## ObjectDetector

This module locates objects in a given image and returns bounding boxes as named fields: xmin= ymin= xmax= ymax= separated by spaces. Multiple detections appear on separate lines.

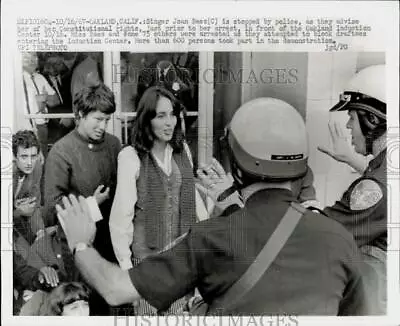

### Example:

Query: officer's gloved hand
xmin=196 ymin=158 xmax=243 ymax=216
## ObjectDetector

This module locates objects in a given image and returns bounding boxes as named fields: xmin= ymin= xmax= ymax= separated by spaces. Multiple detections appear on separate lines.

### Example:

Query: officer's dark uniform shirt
xmin=323 ymin=149 xmax=387 ymax=251
xmin=129 ymin=188 xmax=368 ymax=315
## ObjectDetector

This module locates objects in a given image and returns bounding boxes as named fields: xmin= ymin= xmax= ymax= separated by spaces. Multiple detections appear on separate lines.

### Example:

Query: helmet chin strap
xmin=355 ymin=108 xmax=386 ymax=156
xmin=365 ymin=133 xmax=374 ymax=155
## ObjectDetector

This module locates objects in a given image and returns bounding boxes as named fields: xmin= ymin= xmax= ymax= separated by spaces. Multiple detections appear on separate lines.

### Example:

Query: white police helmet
xmin=330 ymin=65 xmax=386 ymax=154
xmin=330 ymin=64 xmax=386 ymax=120
xmin=228 ymin=98 xmax=308 ymax=181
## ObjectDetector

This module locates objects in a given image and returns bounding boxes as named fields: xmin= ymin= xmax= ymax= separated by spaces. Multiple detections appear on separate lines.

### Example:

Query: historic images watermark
xmin=112 ymin=63 xmax=299 ymax=86
xmin=113 ymin=314 xmax=299 ymax=326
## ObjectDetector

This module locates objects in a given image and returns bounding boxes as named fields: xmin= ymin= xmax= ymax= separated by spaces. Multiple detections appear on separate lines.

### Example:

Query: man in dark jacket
xmin=13 ymin=130 xmax=44 ymax=244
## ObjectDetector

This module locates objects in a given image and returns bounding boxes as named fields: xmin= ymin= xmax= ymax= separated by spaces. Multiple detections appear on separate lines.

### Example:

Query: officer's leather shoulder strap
xmin=210 ymin=202 xmax=305 ymax=314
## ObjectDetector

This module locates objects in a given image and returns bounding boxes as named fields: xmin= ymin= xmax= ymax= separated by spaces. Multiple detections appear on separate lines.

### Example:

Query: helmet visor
xmin=330 ymin=93 xmax=353 ymax=112
xmin=330 ymin=92 xmax=386 ymax=120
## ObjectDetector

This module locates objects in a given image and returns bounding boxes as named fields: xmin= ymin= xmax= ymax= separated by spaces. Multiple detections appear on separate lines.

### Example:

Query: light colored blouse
xmin=109 ymin=143 xmax=209 ymax=270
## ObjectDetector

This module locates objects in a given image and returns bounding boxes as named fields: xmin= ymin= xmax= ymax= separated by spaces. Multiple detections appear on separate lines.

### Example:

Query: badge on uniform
xmin=350 ymin=179 xmax=383 ymax=210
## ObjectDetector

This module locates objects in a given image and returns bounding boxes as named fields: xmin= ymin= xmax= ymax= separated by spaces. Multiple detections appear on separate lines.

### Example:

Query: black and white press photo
xmin=1 ymin=1 xmax=399 ymax=325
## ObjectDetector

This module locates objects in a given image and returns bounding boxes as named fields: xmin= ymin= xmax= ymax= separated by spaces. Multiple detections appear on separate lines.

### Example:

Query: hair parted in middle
xmin=130 ymin=86 xmax=185 ymax=154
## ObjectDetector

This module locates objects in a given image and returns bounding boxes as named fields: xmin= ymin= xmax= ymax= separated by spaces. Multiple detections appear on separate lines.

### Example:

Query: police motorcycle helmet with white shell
xmin=226 ymin=97 xmax=309 ymax=187
xmin=330 ymin=64 xmax=386 ymax=155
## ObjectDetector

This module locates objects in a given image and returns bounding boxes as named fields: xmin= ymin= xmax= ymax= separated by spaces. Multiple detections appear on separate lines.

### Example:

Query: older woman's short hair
xmin=130 ymin=86 xmax=185 ymax=153
xmin=73 ymin=83 xmax=116 ymax=119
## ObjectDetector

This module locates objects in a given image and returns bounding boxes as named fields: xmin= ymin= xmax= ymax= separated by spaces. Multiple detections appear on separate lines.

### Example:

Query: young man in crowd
xmin=13 ymin=130 xmax=45 ymax=244
xmin=12 ymin=130 xmax=60 ymax=314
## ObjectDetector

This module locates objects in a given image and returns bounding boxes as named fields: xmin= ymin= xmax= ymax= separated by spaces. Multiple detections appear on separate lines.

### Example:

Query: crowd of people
xmin=12 ymin=56 xmax=387 ymax=317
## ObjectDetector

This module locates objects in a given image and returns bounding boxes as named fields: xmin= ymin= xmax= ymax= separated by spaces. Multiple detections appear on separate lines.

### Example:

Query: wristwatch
xmin=73 ymin=242 xmax=90 ymax=256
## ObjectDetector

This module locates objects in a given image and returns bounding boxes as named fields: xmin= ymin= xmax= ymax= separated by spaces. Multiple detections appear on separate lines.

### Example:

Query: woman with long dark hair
xmin=109 ymin=86 xmax=202 ymax=315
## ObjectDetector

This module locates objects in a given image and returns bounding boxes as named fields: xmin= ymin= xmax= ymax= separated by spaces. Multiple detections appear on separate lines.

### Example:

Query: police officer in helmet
xmin=319 ymin=65 xmax=387 ymax=314
xmin=56 ymin=97 xmax=369 ymax=315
